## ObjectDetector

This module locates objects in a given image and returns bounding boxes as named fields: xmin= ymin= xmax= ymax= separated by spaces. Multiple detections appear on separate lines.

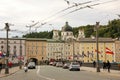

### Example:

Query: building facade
xmin=115 ymin=40 xmax=120 ymax=62
xmin=78 ymin=38 xmax=115 ymax=63
xmin=25 ymin=38 xmax=47 ymax=64
xmin=46 ymin=39 xmax=77 ymax=61
xmin=0 ymin=38 xmax=26 ymax=63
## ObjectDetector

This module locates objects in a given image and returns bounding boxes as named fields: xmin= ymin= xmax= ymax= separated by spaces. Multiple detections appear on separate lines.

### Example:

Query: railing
xmin=82 ymin=63 xmax=120 ymax=70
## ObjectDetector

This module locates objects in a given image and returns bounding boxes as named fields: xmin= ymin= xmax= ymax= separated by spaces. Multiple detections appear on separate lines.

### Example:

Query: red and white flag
xmin=106 ymin=47 xmax=114 ymax=55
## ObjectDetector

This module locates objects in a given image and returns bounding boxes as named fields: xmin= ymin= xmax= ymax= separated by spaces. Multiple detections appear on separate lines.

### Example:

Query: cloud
xmin=0 ymin=0 xmax=120 ymax=37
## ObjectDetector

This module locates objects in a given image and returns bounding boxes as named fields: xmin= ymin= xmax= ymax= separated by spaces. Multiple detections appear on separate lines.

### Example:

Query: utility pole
xmin=73 ymin=40 xmax=75 ymax=61
xmin=5 ymin=23 xmax=10 ymax=74
xmin=19 ymin=39 xmax=22 ymax=69
xmin=96 ymin=22 xmax=100 ymax=72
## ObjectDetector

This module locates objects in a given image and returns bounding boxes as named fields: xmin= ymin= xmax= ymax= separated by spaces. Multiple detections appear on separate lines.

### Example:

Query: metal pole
xmin=19 ymin=39 xmax=22 ymax=69
xmin=96 ymin=22 xmax=100 ymax=72
xmin=73 ymin=40 xmax=75 ymax=61
xmin=5 ymin=23 xmax=9 ymax=74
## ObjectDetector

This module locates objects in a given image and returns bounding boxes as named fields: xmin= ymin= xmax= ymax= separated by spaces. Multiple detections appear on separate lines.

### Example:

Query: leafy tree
xmin=22 ymin=19 xmax=120 ymax=39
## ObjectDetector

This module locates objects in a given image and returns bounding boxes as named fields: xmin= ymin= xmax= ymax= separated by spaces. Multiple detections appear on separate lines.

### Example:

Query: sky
xmin=0 ymin=0 xmax=120 ymax=38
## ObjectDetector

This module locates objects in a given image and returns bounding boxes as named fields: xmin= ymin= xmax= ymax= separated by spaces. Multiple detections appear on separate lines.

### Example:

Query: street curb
xmin=0 ymin=69 xmax=21 ymax=78
xmin=82 ymin=69 xmax=120 ymax=77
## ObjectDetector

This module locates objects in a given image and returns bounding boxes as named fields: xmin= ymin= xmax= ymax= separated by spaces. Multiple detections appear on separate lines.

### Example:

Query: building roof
xmin=78 ymin=38 xmax=114 ymax=42
xmin=0 ymin=38 xmax=26 ymax=40
xmin=26 ymin=38 xmax=47 ymax=41
xmin=62 ymin=22 xmax=72 ymax=31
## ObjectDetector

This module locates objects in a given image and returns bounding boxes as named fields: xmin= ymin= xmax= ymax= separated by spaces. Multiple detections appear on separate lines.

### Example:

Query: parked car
xmin=49 ymin=62 xmax=54 ymax=65
xmin=52 ymin=62 xmax=57 ymax=66
xmin=28 ymin=62 xmax=36 ymax=69
xmin=69 ymin=62 xmax=80 ymax=71
xmin=63 ymin=62 xmax=70 ymax=69
xmin=56 ymin=62 xmax=63 ymax=67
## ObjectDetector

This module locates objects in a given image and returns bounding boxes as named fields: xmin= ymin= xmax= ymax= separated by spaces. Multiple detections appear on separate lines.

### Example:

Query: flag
xmin=106 ymin=47 xmax=114 ymax=55
xmin=0 ymin=51 xmax=5 ymax=57
xmin=82 ymin=52 xmax=87 ymax=57
xmin=95 ymin=49 xmax=101 ymax=54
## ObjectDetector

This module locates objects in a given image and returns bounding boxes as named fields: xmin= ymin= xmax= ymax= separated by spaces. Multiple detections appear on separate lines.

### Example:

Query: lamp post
xmin=19 ymin=39 xmax=22 ymax=69
xmin=96 ymin=22 xmax=100 ymax=72
xmin=73 ymin=40 xmax=75 ymax=61
xmin=5 ymin=23 xmax=10 ymax=74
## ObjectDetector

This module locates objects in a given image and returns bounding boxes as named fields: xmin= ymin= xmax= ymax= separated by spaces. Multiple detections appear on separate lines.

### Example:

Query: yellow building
xmin=78 ymin=38 xmax=115 ymax=63
xmin=26 ymin=38 xmax=47 ymax=64
xmin=115 ymin=40 xmax=120 ymax=62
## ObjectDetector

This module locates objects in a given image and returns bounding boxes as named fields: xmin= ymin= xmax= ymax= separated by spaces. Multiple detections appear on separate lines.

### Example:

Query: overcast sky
xmin=0 ymin=0 xmax=120 ymax=38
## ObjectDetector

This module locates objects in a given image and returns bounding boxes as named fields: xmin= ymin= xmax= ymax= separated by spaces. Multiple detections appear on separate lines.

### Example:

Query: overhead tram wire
xmin=33 ymin=0 xmax=100 ymax=31
xmin=0 ymin=27 xmax=28 ymax=35
xmin=40 ymin=0 xmax=100 ymax=23
xmin=67 ymin=0 xmax=119 ymax=14
xmin=38 ymin=0 xmax=117 ymax=25
xmin=51 ymin=0 xmax=119 ymax=19
xmin=34 ymin=0 xmax=118 ymax=32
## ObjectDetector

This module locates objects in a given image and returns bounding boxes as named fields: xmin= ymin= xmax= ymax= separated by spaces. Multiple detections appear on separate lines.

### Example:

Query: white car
xmin=69 ymin=62 xmax=80 ymax=71
xmin=56 ymin=62 xmax=63 ymax=67
xmin=28 ymin=62 xmax=36 ymax=69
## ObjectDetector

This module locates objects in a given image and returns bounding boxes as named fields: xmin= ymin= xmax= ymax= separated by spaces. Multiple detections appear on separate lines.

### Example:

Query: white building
xmin=0 ymin=38 xmax=26 ymax=63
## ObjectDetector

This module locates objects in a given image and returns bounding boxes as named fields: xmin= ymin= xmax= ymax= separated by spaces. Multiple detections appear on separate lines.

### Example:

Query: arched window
xmin=14 ymin=41 xmax=16 ymax=43
xmin=14 ymin=46 xmax=16 ymax=49
xmin=1 ymin=41 xmax=4 ymax=43
xmin=1 ymin=46 xmax=4 ymax=49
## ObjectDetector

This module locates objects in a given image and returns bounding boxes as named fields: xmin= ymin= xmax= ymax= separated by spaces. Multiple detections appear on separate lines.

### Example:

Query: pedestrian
xmin=93 ymin=61 xmax=96 ymax=68
xmin=8 ymin=61 xmax=13 ymax=68
xmin=79 ymin=61 xmax=82 ymax=66
xmin=103 ymin=61 xmax=106 ymax=70
xmin=0 ymin=62 xmax=2 ymax=73
xmin=106 ymin=60 xmax=111 ymax=72
xmin=24 ymin=62 xmax=28 ymax=72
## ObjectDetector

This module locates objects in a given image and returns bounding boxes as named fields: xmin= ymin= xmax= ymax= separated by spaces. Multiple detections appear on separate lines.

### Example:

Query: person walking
xmin=106 ymin=60 xmax=111 ymax=72
xmin=24 ymin=62 xmax=28 ymax=72
xmin=93 ymin=61 xmax=96 ymax=68
xmin=103 ymin=61 xmax=106 ymax=70
xmin=0 ymin=62 xmax=2 ymax=73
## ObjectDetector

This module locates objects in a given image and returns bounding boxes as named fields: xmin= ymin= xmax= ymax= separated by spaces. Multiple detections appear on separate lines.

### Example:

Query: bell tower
xmin=52 ymin=30 xmax=60 ymax=40
xmin=78 ymin=29 xmax=85 ymax=39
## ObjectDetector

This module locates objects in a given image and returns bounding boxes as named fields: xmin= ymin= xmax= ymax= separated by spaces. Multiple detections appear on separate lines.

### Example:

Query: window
xmin=67 ymin=32 xmax=68 ymax=36
xmin=1 ymin=41 xmax=4 ymax=43
xmin=14 ymin=46 xmax=16 ymax=49
xmin=14 ymin=41 xmax=16 ymax=43
xmin=1 ymin=46 xmax=4 ymax=49
xmin=20 ymin=45 xmax=22 ymax=48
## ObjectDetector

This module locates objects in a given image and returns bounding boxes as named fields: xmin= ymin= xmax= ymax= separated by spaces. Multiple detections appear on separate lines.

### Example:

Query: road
xmin=0 ymin=65 xmax=120 ymax=80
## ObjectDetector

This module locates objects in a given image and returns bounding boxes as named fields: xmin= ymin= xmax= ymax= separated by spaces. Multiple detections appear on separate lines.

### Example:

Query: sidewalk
xmin=81 ymin=66 xmax=120 ymax=77
xmin=0 ymin=67 xmax=20 ymax=78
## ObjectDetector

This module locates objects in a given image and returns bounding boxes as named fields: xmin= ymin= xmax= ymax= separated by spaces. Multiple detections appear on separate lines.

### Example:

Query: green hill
xmin=23 ymin=19 xmax=120 ymax=39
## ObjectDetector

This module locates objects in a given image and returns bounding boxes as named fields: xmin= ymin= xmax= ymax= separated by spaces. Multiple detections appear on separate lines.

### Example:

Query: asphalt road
xmin=0 ymin=65 xmax=120 ymax=80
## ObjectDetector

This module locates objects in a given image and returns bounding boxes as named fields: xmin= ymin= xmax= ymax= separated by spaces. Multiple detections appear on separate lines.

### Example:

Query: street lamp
xmin=5 ymin=23 xmax=10 ymax=74
xmin=19 ymin=39 xmax=22 ymax=69
xmin=96 ymin=22 xmax=100 ymax=72
xmin=73 ymin=40 xmax=75 ymax=61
